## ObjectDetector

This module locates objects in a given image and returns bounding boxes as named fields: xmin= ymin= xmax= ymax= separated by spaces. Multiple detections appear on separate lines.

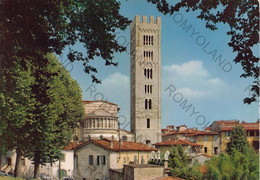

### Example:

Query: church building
xmin=130 ymin=15 xmax=162 ymax=144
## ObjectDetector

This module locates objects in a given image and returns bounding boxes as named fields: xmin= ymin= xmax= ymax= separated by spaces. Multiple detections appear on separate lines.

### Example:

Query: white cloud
xmin=163 ymin=60 xmax=209 ymax=77
xmin=162 ymin=60 xmax=227 ymax=100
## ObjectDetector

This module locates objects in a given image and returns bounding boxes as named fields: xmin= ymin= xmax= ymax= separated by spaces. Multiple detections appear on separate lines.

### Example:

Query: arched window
xmin=146 ymin=35 xmax=148 ymax=45
xmin=145 ymin=99 xmax=148 ymax=109
xmin=145 ymin=85 xmax=147 ymax=94
xmin=147 ymin=118 xmax=150 ymax=128
xmin=144 ymin=68 xmax=146 ymax=77
xmin=151 ymin=36 xmax=153 ymax=45
xmin=143 ymin=51 xmax=145 ymax=58
xmin=147 ymin=68 xmax=150 ymax=79
xmin=150 ymin=69 xmax=152 ymax=79
xmin=151 ymin=51 xmax=153 ymax=61
xmin=149 ymin=36 xmax=150 ymax=45
xmin=150 ymin=85 xmax=152 ymax=94
xmin=143 ymin=35 xmax=145 ymax=45
xmin=149 ymin=99 xmax=152 ymax=109
xmin=146 ymin=51 xmax=148 ymax=58
xmin=148 ymin=51 xmax=150 ymax=60
xmin=147 ymin=85 xmax=149 ymax=93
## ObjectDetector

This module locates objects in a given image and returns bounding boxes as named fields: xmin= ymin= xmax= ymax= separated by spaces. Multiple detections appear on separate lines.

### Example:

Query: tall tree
xmin=23 ymin=54 xmax=84 ymax=178
xmin=226 ymin=125 xmax=249 ymax=154
xmin=147 ymin=0 xmax=259 ymax=104
xmin=0 ymin=0 xmax=131 ymax=83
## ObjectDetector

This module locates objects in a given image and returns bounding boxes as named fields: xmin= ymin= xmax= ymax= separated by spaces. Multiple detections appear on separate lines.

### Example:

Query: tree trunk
xmin=34 ymin=154 xmax=40 ymax=179
xmin=14 ymin=149 xmax=22 ymax=177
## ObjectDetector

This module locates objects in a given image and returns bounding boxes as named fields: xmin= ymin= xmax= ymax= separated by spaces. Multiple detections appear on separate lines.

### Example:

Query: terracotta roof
xmin=154 ymin=139 xmax=202 ymax=147
xmin=214 ymin=120 xmax=259 ymax=131
xmin=75 ymin=139 xmax=158 ymax=152
xmin=163 ymin=129 xmax=218 ymax=137
xmin=202 ymin=154 xmax=212 ymax=158
xmin=185 ymin=131 xmax=219 ymax=136
xmin=205 ymin=127 xmax=210 ymax=131
xmin=63 ymin=141 xmax=84 ymax=150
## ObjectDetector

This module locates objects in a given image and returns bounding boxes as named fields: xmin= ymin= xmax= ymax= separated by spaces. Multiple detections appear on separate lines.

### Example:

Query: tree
xmin=168 ymin=145 xmax=202 ymax=179
xmin=147 ymin=0 xmax=259 ymax=104
xmin=0 ymin=54 xmax=84 ymax=178
xmin=0 ymin=0 xmax=131 ymax=83
xmin=226 ymin=125 xmax=249 ymax=154
xmin=23 ymin=54 xmax=84 ymax=178
xmin=205 ymin=149 xmax=259 ymax=179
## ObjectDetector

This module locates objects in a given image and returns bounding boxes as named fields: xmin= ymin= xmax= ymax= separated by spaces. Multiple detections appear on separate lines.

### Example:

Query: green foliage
xmin=204 ymin=148 xmax=259 ymax=180
xmin=147 ymin=0 xmax=259 ymax=104
xmin=0 ymin=0 xmax=131 ymax=83
xmin=226 ymin=125 xmax=249 ymax=154
xmin=168 ymin=145 xmax=202 ymax=179
xmin=0 ymin=53 xmax=84 ymax=177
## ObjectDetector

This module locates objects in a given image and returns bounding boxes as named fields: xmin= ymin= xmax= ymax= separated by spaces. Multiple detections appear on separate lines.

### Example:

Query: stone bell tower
xmin=130 ymin=15 xmax=162 ymax=144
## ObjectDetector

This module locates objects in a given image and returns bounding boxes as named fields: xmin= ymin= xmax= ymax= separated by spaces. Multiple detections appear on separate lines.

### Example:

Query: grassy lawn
xmin=0 ymin=177 xmax=38 ymax=180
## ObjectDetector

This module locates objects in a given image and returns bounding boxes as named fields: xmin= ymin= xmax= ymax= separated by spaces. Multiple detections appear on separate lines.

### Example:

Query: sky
xmin=59 ymin=0 xmax=259 ymax=131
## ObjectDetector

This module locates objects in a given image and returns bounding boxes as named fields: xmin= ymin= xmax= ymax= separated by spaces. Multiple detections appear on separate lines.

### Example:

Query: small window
xmin=150 ymin=85 xmax=152 ymax=94
xmin=150 ymin=69 xmax=152 ymax=79
xmin=214 ymin=147 xmax=218 ymax=155
xmin=147 ymin=118 xmax=150 ymax=128
xmin=204 ymin=147 xmax=208 ymax=153
xmin=143 ymin=35 xmax=145 ymax=45
xmin=145 ymin=99 xmax=148 ymax=109
xmin=102 ymin=156 xmax=106 ymax=165
xmin=256 ymin=130 xmax=259 ymax=136
xmin=151 ymin=36 xmax=153 ymax=45
xmin=149 ymin=99 xmax=152 ymax=109
xmin=250 ymin=131 xmax=255 ymax=136
xmin=89 ymin=155 xmax=93 ymax=165
xmin=97 ymin=156 xmax=100 ymax=165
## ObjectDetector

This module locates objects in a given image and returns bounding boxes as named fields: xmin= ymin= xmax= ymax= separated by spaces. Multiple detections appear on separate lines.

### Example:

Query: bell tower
xmin=130 ymin=15 xmax=162 ymax=144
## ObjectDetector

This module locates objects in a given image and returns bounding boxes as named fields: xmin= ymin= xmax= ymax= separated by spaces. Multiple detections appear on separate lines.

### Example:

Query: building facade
xmin=130 ymin=15 xmax=162 ymax=144
xmin=76 ymin=100 xmax=133 ymax=142
xmin=73 ymin=138 xmax=157 ymax=180
xmin=208 ymin=120 xmax=259 ymax=152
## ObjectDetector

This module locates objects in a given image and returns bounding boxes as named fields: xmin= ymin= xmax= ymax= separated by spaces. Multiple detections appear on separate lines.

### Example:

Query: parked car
xmin=40 ymin=173 xmax=52 ymax=180
xmin=0 ymin=171 xmax=8 ymax=176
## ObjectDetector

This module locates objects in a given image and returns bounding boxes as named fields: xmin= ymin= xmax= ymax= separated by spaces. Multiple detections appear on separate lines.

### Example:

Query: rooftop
xmin=212 ymin=120 xmax=259 ymax=131
xmin=63 ymin=141 xmax=84 ymax=150
xmin=154 ymin=139 xmax=202 ymax=147
xmin=162 ymin=129 xmax=219 ymax=137
xmin=75 ymin=139 xmax=158 ymax=152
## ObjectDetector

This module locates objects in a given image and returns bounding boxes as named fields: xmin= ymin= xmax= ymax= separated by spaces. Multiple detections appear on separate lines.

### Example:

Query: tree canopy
xmin=0 ymin=0 xmax=131 ymax=83
xmin=168 ymin=145 xmax=202 ymax=179
xmin=147 ymin=0 xmax=259 ymax=104
xmin=0 ymin=54 xmax=84 ymax=178
xmin=205 ymin=148 xmax=259 ymax=179
xmin=226 ymin=125 xmax=249 ymax=155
